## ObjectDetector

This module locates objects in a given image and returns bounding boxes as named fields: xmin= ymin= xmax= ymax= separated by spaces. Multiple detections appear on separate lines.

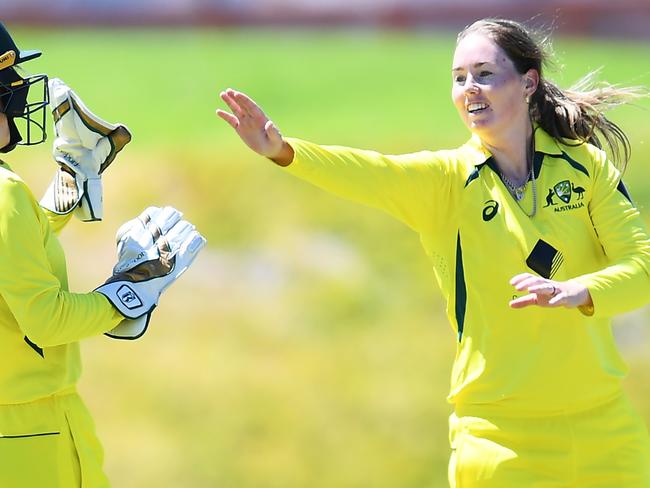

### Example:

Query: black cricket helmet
xmin=0 ymin=22 xmax=48 ymax=152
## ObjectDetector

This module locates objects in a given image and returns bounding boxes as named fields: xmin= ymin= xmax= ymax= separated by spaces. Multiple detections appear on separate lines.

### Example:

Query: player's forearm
xmin=10 ymin=289 xmax=123 ymax=347
xmin=41 ymin=208 xmax=73 ymax=235
xmin=573 ymin=258 xmax=650 ymax=318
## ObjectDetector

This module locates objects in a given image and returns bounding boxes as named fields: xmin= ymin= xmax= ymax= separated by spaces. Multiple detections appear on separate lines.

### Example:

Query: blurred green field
xmin=8 ymin=27 xmax=650 ymax=487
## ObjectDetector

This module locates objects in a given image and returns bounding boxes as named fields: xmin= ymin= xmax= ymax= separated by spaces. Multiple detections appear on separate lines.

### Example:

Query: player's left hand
xmin=40 ymin=78 xmax=131 ymax=221
xmin=509 ymin=273 xmax=593 ymax=310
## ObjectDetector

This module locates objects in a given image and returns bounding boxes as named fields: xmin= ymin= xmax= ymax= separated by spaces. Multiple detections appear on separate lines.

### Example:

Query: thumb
xmin=264 ymin=119 xmax=283 ymax=145
xmin=93 ymin=138 xmax=112 ymax=170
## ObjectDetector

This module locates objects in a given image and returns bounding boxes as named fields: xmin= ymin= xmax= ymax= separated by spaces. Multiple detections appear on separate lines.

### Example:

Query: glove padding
xmin=40 ymin=77 xmax=132 ymax=221
xmin=113 ymin=206 xmax=184 ymax=274
xmin=98 ymin=206 xmax=206 ymax=339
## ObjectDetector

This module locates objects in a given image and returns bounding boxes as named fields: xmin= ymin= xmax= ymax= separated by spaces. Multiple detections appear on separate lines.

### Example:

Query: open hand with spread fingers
xmin=216 ymin=88 xmax=294 ymax=165
xmin=509 ymin=273 xmax=593 ymax=312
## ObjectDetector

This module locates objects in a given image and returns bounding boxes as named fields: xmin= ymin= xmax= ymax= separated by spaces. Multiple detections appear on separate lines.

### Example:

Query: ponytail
xmin=532 ymin=71 xmax=647 ymax=172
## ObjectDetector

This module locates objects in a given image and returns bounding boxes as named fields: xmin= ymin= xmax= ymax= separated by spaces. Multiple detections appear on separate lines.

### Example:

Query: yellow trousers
xmin=0 ymin=390 xmax=108 ymax=488
xmin=449 ymin=394 xmax=650 ymax=487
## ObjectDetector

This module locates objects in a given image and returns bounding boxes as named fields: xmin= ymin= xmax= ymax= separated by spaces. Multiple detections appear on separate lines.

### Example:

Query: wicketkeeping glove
xmin=99 ymin=206 xmax=207 ymax=340
xmin=40 ymin=77 xmax=132 ymax=221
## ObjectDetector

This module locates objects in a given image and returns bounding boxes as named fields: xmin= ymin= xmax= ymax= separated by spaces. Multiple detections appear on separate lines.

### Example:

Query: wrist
xmin=269 ymin=140 xmax=294 ymax=167
xmin=578 ymin=299 xmax=594 ymax=316
xmin=574 ymin=282 xmax=594 ymax=316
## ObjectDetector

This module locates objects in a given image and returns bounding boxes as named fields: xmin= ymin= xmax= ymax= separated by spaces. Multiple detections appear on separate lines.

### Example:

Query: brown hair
xmin=457 ymin=18 xmax=647 ymax=172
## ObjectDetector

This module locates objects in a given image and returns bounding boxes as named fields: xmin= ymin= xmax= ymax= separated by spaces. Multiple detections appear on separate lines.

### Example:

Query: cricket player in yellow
xmin=0 ymin=23 xmax=205 ymax=487
xmin=217 ymin=18 xmax=650 ymax=487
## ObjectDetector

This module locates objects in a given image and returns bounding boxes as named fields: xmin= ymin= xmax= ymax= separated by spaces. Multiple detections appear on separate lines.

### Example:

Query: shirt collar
xmin=464 ymin=125 xmax=564 ymax=166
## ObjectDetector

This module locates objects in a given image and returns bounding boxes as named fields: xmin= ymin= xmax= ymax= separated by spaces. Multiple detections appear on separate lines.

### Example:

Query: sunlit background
xmin=3 ymin=1 xmax=650 ymax=486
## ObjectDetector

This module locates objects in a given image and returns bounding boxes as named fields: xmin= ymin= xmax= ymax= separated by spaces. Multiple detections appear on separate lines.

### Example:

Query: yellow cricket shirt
xmin=283 ymin=127 xmax=650 ymax=416
xmin=0 ymin=161 xmax=122 ymax=404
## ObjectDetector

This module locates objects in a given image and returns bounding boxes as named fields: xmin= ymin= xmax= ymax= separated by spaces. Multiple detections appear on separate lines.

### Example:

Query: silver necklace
xmin=499 ymin=138 xmax=537 ymax=218
xmin=501 ymin=169 xmax=532 ymax=202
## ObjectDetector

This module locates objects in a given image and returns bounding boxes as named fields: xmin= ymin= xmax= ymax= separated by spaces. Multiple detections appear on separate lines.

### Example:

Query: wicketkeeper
xmin=0 ymin=22 xmax=205 ymax=487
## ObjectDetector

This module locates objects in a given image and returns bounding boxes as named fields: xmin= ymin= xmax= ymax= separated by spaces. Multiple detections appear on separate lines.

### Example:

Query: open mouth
xmin=467 ymin=102 xmax=488 ymax=114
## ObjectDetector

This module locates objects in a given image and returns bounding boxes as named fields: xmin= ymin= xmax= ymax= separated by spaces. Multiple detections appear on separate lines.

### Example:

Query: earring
xmin=525 ymin=95 xmax=530 ymax=104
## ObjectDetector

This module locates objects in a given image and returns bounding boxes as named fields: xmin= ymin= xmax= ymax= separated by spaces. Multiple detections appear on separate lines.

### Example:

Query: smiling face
xmin=452 ymin=33 xmax=536 ymax=144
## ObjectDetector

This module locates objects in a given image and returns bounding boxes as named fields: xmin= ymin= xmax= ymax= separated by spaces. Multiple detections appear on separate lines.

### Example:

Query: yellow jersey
xmin=283 ymin=127 xmax=650 ymax=416
xmin=0 ymin=161 xmax=122 ymax=404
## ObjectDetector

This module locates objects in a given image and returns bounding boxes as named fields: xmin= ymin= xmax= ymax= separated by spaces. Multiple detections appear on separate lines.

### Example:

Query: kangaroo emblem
xmin=543 ymin=188 xmax=557 ymax=207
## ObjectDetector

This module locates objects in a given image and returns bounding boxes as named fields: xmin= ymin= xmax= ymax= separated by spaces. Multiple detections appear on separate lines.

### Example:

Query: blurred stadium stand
xmin=2 ymin=0 xmax=650 ymax=38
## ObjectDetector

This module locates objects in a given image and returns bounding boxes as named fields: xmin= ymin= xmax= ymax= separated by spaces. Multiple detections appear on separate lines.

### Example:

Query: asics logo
xmin=482 ymin=200 xmax=499 ymax=221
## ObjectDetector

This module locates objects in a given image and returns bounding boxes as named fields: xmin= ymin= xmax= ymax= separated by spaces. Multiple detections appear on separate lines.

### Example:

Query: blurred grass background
xmin=8 ymin=28 xmax=650 ymax=487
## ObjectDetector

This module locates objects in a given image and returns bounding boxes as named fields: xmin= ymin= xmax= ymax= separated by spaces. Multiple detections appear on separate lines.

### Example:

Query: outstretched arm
xmin=216 ymin=88 xmax=294 ymax=166
xmin=216 ymin=88 xmax=456 ymax=235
